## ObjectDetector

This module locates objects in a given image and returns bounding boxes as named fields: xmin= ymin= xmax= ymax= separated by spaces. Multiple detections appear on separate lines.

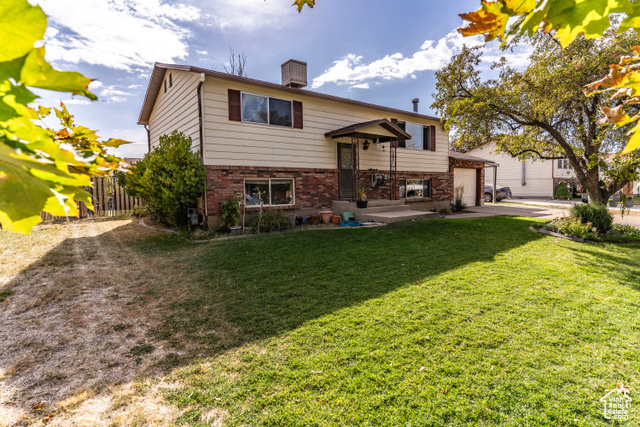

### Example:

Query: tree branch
xmin=506 ymin=148 xmax=565 ymax=160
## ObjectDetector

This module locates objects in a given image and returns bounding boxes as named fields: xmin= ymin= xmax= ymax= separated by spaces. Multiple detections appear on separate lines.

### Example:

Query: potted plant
xmin=356 ymin=186 xmax=368 ymax=208
xmin=608 ymin=198 xmax=617 ymax=207
xmin=220 ymin=195 xmax=242 ymax=235
xmin=319 ymin=210 xmax=333 ymax=224
xmin=625 ymin=196 xmax=635 ymax=208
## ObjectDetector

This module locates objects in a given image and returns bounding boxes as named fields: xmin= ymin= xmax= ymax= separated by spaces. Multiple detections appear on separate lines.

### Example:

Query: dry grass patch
xmin=0 ymin=219 xmax=202 ymax=426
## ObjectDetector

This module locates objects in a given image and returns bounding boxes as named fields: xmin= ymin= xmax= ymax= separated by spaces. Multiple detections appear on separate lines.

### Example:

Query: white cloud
xmin=350 ymin=83 xmax=370 ymax=89
xmin=62 ymin=99 xmax=92 ymax=105
xmin=312 ymin=31 xmax=530 ymax=89
xmin=197 ymin=50 xmax=209 ymax=55
xmin=201 ymin=0 xmax=294 ymax=31
xmin=38 ymin=0 xmax=201 ymax=71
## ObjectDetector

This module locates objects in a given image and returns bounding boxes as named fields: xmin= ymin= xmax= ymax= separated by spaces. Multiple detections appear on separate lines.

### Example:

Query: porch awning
xmin=324 ymin=118 xmax=411 ymax=142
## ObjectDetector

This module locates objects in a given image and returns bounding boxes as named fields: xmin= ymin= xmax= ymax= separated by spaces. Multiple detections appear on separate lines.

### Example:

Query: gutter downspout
xmin=197 ymin=73 xmax=207 ymax=226
xmin=144 ymin=125 xmax=150 ymax=153
xmin=521 ymin=162 xmax=526 ymax=186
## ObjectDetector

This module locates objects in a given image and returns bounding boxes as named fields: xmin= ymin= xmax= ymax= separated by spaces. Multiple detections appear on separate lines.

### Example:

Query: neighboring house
xmin=138 ymin=60 xmax=469 ymax=228
xmin=468 ymin=141 xmax=578 ymax=198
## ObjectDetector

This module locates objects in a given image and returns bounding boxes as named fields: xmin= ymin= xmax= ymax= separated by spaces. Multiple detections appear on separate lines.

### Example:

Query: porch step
xmin=359 ymin=210 xmax=438 ymax=224
xmin=357 ymin=205 xmax=412 ymax=214
xmin=332 ymin=199 xmax=406 ymax=215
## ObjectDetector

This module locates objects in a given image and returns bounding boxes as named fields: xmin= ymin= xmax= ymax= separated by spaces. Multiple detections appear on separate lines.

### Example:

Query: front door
xmin=338 ymin=143 xmax=353 ymax=199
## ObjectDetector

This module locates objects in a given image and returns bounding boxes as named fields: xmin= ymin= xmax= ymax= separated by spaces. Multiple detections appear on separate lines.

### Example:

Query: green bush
xmin=118 ymin=131 xmax=206 ymax=227
xmin=249 ymin=210 xmax=292 ymax=233
xmin=543 ymin=216 xmax=594 ymax=238
xmin=554 ymin=182 xmax=571 ymax=200
xmin=569 ymin=203 xmax=613 ymax=234
xmin=604 ymin=224 xmax=640 ymax=242
xmin=219 ymin=196 xmax=241 ymax=229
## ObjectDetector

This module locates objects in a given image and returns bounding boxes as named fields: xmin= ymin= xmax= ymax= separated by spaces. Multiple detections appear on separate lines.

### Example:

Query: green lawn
xmin=129 ymin=216 xmax=640 ymax=426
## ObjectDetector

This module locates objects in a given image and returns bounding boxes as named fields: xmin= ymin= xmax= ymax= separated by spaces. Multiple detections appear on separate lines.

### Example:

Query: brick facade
xmin=357 ymin=170 xmax=452 ymax=203
xmin=205 ymin=165 xmax=453 ymax=228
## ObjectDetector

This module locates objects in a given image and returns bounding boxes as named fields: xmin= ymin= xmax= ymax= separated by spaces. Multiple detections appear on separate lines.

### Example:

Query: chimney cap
xmin=412 ymin=98 xmax=420 ymax=103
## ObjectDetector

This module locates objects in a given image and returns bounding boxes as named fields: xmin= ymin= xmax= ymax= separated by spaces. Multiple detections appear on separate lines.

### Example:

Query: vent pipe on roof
xmin=412 ymin=98 xmax=419 ymax=113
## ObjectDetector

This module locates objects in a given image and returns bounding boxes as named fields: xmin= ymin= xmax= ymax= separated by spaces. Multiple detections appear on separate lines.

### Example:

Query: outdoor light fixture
xmin=363 ymin=140 xmax=370 ymax=150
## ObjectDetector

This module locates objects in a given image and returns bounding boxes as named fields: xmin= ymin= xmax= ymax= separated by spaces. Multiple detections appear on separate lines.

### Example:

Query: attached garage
xmin=449 ymin=151 xmax=499 ymax=207
xmin=453 ymin=168 xmax=478 ymax=206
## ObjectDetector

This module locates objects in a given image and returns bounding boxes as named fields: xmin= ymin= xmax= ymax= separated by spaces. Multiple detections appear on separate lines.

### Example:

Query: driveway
xmin=446 ymin=201 xmax=640 ymax=228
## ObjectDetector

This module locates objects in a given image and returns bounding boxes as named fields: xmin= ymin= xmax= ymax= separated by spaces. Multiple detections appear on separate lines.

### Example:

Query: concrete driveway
xmin=446 ymin=201 xmax=640 ymax=228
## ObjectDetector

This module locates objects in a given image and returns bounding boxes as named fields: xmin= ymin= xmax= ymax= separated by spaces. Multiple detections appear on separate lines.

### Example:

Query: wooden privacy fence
xmin=40 ymin=175 xmax=141 ymax=221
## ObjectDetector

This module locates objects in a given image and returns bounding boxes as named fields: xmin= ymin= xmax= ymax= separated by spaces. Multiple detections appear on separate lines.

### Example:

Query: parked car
xmin=484 ymin=185 xmax=512 ymax=202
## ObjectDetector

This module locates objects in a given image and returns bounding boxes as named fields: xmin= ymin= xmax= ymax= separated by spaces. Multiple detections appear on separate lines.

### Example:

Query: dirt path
xmin=0 ymin=219 xmax=184 ymax=426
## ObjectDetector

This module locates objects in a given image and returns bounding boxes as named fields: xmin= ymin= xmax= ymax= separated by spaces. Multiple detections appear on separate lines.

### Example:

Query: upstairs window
xmin=395 ymin=121 xmax=435 ymax=151
xmin=557 ymin=159 xmax=572 ymax=169
xmin=241 ymin=93 xmax=292 ymax=127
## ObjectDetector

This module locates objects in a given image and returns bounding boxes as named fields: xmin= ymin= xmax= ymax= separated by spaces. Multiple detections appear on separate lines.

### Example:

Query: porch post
xmin=351 ymin=135 xmax=360 ymax=202
xmin=390 ymin=139 xmax=397 ymax=200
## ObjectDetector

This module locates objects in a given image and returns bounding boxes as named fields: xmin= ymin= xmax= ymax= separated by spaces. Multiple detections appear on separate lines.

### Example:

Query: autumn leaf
xmin=20 ymin=47 xmax=97 ymax=100
xmin=458 ymin=1 xmax=512 ymax=41
xmin=623 ymin=122 xmax=640 ymax=154
xmin=596 ymin=106 xmax=638 ymax=127
xmin=460 ymin=0 xmax=637 ymax=48
xmin=0 ymin=0 xmax=46 ymax=62
xmin=293 ymin=0 xmax=315 ymax=13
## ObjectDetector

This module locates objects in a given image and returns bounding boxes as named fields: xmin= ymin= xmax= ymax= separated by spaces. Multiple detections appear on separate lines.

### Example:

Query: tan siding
xmin=202 ymin=76 xmax=449 ymax=172
xmin=148 ymin=70 xmax=201 ymax=152
xmin=469 ymin=142 xmax=554 ymax=198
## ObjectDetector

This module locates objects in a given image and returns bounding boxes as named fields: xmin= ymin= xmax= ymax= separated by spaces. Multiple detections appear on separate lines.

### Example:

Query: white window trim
xmin=241 ymin=91 xmax=293 ymax=128
xmin=244 ymin=178 xmax=296 ymax=207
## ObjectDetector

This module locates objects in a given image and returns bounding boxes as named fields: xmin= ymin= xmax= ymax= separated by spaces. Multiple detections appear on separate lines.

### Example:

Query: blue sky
xmin=33 ymin=0 xmax=531 ymax=158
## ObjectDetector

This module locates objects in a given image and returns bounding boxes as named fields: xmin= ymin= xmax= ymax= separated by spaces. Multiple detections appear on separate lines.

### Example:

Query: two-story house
xmin=138 ymin=60 xmax=467 ymax=228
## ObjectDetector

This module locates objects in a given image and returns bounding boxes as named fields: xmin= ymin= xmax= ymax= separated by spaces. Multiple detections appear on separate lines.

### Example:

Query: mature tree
xmin=118 ymin=131 xmax=206 ymax=227
xmin=432 ymin=29 xmax=640 ymax=203
xmin=294 ymin=1 xmax=640 ymax=154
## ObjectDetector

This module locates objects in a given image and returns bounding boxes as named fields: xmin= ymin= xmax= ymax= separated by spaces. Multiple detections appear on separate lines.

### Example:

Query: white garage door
xmin=453 ymin=168 xmax=477 ymax=206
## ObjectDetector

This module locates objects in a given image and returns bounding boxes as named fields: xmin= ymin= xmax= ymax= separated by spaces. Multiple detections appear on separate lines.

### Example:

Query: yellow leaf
xmin=623 ymin=122 xmax=640 ymax=154
xmin=504 ymin=0 xmax=536 ymax=14
xmin=459 ymin=1 xmax=510 ymax=41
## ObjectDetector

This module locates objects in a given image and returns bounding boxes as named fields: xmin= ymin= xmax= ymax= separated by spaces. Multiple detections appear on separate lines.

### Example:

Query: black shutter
xmin=228 ymin=89 xmax=241 ymax=121
xmin=293 ymin=101 xmax=303 ymax=129
xmin=423 ymin=126 xmax=430 ymax=150
xmin=431 ymin=125 xmax=436 ymax=151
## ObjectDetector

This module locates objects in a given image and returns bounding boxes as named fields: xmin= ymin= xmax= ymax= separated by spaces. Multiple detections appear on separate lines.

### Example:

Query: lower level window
xmin=399 ymin=179 xmax=431 ymax=199
xmin=245 ymin=179 xmax=294 ymax=206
